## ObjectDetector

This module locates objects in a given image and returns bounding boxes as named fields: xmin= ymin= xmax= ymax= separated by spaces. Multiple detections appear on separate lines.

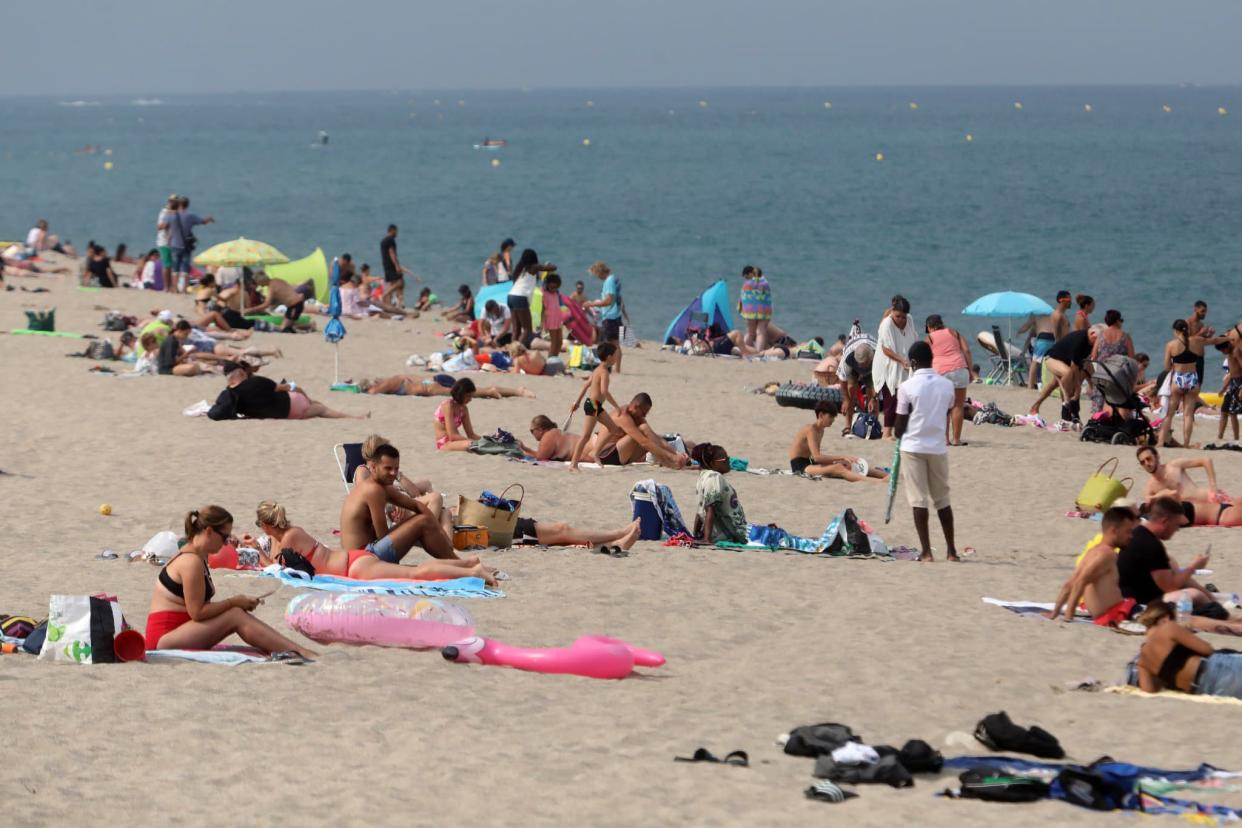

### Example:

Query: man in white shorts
xmin=895 ymin=341 xmax=960 ymax=562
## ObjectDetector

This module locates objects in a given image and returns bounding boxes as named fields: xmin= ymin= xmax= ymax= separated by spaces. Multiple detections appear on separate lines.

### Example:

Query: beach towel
xmin=468 ymin=435 xmax=524 ymax=458
xmin=983 ymin=597 xmax=1091 ymax=622
xmin=1102 ymin=685 xmax=1242 ymax=706
xmin=254 ymin=566 xmax=504 ymax=598
xmin=144 ymin=647 xmax=272 ymax=665
xmin=629 ymin=479 xmax=689 ymax=537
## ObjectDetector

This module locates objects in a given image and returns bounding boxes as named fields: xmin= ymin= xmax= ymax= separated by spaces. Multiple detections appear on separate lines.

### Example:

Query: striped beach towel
xmin=256 ymin=566 xmax=504 ymax=599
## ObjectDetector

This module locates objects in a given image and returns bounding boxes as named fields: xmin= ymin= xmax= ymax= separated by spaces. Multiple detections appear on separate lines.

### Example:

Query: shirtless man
xmin=1137 ymin=445 xmax=1241 ymax=526
xmin=339 ymin=444 xmax=458 ymax=562
xmin=788 ymin=401 xmax=888 ymax=481
xmin=592 ymin=393 xmax=690 ymax=468
xmin=1045 ymin=506 xmax=1139 ymax=625
xmin=522 ymin=415 xmax=579 ymax=461
xmin=1019 ymin=290 xmax=1069 ymax=388
xmin=1186 ymin=300 xmax=1215 ymax=386
xmin=247 ymin=273 xmax=317 ymax=331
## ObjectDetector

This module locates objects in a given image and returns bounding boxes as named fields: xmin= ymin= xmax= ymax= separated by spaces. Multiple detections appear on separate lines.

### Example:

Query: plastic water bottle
xmin=1176 ymin=592 xmax=1194 ymax=627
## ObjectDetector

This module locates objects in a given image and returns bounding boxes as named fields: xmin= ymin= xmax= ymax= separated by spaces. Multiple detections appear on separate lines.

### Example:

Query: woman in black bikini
xmin=1159 ymin=319 xmax=1228 ymax=448
xmin=1133 ymin=601 xmax=1242 ymax=699
xmin=144 ymin=505 xmax=316 ymax=659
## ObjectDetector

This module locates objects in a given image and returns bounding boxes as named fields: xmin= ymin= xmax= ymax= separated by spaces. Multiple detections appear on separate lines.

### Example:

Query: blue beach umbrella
xmin=962 ymin=291 xmax=1053 ymax=385
xmin=324 ymin=258 xmax=346 ymax=383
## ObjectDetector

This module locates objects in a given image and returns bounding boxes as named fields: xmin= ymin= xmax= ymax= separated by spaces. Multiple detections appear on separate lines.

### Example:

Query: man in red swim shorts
xmin=1044 ymin=506 xmax=1140 ymax=625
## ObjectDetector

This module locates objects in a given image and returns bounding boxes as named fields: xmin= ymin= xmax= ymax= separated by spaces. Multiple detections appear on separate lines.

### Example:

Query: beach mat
xmin=983 ymin=597 xmax=1090 ymax=622
xmin=145 ymin=647 xmax=273 ymax=665
xmin=253 ymin=566 xmax=504 ymax=598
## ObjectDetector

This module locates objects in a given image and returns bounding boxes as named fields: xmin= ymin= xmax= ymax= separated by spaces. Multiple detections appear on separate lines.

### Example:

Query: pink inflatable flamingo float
xmin=442 ymin=635 xmax=665 ymax=680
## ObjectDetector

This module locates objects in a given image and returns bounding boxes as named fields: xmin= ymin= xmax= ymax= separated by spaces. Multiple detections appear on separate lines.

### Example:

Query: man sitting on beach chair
xmin=592 ymin=393 xmax=690 ymax=468
xmin=339 ymin=444 xmax=458 ymax=563
xmin=788 ymin=401 xmax=888 ymax=481
xmin=1044 ymin=506 xmax=1140 ymax=625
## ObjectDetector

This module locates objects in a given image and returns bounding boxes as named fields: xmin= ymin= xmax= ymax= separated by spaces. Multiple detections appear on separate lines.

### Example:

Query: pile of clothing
xmin=783 ymin=721 xmax=945 ymax=803
xmin=971 ymin=400 xmax=1015 ymax=427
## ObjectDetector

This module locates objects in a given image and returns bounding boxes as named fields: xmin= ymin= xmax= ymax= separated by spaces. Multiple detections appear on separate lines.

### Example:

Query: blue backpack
xmin=851 ymin=413 xmax=881 ymax=440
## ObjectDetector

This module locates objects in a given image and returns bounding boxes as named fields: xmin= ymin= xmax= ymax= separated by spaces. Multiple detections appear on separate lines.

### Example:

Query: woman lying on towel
xmin=1132 ymin=600 xmax=1242 ymax=699
xmin=146 ymin=506 xmax=317 ymax=659
xmin=360 ymin=374 xmax=535 ymax=399
xmin=251 ymin=501 xmax=497 ymax=584
xmin=353 ymin=433 xmax=452 ymax=534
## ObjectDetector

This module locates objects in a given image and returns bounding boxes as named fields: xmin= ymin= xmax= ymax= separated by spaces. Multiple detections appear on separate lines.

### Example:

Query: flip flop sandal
xmin=594 ymin=545 xmax=629 ymax=558
xmin=492 ymin=570 xmax=511 ymax=581
xmin=674 ymin=748 xmax=749 ymax=767
xmin=268 ymin=651 xmax=313 ymax=665
xmin=804 ymin=780 xmax=858 ymax=803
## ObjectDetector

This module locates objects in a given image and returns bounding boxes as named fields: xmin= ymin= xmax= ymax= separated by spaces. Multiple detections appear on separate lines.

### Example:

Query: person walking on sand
xmin=874 ymin=295 xmax=918 ymax=440
xmin=380 ymin=224 xmax=413 ymax=306
xmin=507 ymin=248 xmax=557 ymax=349
xmin=583 ymin=261 xmax=624 ymax=372
xmin=894 ymin=341 xmax=960 ymax=562
xmin=925 ymin=314 xmax=973 ymax=446
xmin=1072 ymin=294 xmax=1094 ymax=332
xmin=170 ymin=196 xmax=214 ymax=293
xmin=1018 ymin=289 xmax=1069 ymax=388
xmin=738 ymin=265 xmax=773 ymax=351
xmin=1158 ymin=319 xmax=1228 ymax=448
xmin=156 ymin=195 xmax=178 ymax=293
xmin=568 ymin=342 xmax=622 ymax=471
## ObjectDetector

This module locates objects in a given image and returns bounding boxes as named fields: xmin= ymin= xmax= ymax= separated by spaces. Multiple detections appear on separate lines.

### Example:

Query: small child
xmin=1218 ymin=341 xmax=1242 ymax=441
xmin=414 ymin=287 xmax=437 ymax=312
xmin=568 ymin=342 xmax=621 ymax=471
xmin=541 ymin=272 xmax=565 ymax=357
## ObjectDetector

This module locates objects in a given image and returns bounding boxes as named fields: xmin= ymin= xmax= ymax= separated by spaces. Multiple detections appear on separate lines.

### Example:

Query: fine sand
xmin=2 ymin=261 xmax=1240 ymax=826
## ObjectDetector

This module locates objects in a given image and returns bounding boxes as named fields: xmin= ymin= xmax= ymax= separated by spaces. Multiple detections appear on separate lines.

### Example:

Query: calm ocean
xmin=2 ymin=86 xmax=1239 ymax=376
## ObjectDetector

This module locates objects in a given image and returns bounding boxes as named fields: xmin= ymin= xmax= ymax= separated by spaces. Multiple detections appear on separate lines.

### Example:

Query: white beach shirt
xmin=872 ymin=315 xmax=918 ymax=394
xmin=895 ymin=368 xmax=955 ymax=455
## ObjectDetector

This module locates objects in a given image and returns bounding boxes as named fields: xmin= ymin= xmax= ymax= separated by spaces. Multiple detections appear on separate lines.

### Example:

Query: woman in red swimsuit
xmin=145 ymin=505 xmax=317 ymax=659
xmin=251 ymin=501 xmax=497 ymax=584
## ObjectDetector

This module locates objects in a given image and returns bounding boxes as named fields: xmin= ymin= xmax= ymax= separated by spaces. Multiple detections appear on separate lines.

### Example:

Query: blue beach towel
xmin=257 ymin=566 xmax=504 ymax=598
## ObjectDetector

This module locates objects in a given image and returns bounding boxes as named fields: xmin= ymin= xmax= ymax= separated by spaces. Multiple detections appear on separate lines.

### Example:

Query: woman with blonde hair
xmin=145 ymin=505 xmax=317 ymax=659
xmin=508 ymin=341 xmax=546 ymax=375
xmin=253 ymin=501 xmax=495 ymax=584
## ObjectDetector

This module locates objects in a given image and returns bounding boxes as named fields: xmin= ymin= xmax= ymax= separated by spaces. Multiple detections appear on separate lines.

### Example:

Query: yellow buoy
xmin=823 ymin=101 xmax=832 ymax=109
xmin=1219 ymin=106 xmax=1229 ymax=116
xmin=909 ymin=102 xmax=918 ymax=110
xmin=965 ymin=133 xmax=973 ymax=142
xmin=875 ymin=152 xmax=884 ymax=161
xmin=1014 ymin=101 xmax=1023 ymax=110
xmin=582 ymin=138 xmax=591 ymax=146
xmin=490 ymin=158 xmax=500 ymax=167
xmin=1162 ymin=104 xmax=1172 ymax=113
xmin=103 ymin=161 xmax=113 ymax=170
xmin=99 ymin=503 xmax=112 ymax=516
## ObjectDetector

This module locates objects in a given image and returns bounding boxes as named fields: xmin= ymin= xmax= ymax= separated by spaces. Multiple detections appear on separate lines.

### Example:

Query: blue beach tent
xmin=663 ymin=280 xmax=734 ymax=344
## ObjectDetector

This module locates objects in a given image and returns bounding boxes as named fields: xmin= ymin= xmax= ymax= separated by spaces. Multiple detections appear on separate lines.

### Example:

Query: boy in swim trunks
xmin=1044 ymin=506 xmax=1140 ymax=625
xmin=339 ymin=444 xmax=457 ymax=562
xmin=788 ymin=401 xmax=888 ymax=481
xmin=568 ymin=342 xmax=622 ymax=471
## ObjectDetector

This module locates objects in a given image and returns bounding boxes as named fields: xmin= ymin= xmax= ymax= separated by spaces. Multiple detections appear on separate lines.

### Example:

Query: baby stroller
xmin=1080 ymin=355 xmax=1156 ymax=445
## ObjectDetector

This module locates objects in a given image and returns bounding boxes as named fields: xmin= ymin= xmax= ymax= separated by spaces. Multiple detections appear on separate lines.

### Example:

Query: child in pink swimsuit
xmin=434 ymin=378 xmax=479 ymax=450
xmin=541 ymin=273 xmax=565 ymax=357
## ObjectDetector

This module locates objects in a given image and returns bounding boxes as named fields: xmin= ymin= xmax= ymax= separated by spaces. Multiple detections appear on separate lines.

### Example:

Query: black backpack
xmin=957 ymin=768 xmax=1051 ymax=803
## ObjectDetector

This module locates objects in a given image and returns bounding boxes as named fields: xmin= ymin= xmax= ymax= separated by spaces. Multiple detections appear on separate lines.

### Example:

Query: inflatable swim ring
xmin=442 ymin=634 xmax=665 ymax=680
xmin=1201 ymin=392 xmax=1223 ymax=408
xmin=774 ymin=382 xmax=843 ymax=410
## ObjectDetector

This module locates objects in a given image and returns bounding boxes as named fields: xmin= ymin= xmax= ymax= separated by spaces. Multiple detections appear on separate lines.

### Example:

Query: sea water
xmin=0 ymin=87 xmax=1238 ymax=378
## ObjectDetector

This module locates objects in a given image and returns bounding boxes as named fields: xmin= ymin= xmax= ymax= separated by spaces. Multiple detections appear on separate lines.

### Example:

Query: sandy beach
xmin=2 ymin=261 xmax=1240 ymax=826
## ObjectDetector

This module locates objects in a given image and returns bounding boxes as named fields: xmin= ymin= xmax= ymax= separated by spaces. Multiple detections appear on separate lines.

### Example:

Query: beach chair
xmin=987 ymin=325 xmax=1029 ymax=386
xmin=333 ymin=442 xmax=365 ymax=492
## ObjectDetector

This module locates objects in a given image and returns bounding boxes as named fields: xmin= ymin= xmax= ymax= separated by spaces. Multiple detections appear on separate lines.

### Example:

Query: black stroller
xmin=1080 ymin=355 xmax=1156 ymax=445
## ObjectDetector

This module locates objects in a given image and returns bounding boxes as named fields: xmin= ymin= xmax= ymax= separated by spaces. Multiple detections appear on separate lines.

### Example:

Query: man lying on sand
xmin=340 ymin=444 xmax=459 ymax=564
xmin=788 ymin=401 xmax=888 ymax=481
xmin=1137 ymin=446 xmax=1241 ymax=526
xmin=1044 ymin=506 xmax=1141 ymax=625
xmin=592 ymin=393 xmax=690 ymax=469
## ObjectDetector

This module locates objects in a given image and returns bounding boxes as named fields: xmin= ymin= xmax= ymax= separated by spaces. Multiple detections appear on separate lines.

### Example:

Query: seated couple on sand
xmin=788 ymin=401 xmax=889 ymax=482
xmin=1137 ymin=446 xmax=1242 ymax=527
xmin=1045 ymin=499 xmax=1242 ymax=634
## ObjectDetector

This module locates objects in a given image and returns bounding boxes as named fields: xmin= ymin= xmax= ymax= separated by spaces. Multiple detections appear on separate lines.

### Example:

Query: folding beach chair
xmin=989 ymin=325 xmax=1029 ymax=386
xmin=333 ymin=442 xmax=365 ymax=492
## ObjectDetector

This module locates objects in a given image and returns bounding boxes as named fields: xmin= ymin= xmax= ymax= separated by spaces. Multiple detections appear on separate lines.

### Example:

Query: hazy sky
xmin=6 ymin=0 xmax=1241 ymax=95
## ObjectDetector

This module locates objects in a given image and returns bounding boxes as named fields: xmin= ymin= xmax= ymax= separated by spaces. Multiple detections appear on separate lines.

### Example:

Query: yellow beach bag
xmin=1075 ymin=457 xmax=1132 ymax=513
